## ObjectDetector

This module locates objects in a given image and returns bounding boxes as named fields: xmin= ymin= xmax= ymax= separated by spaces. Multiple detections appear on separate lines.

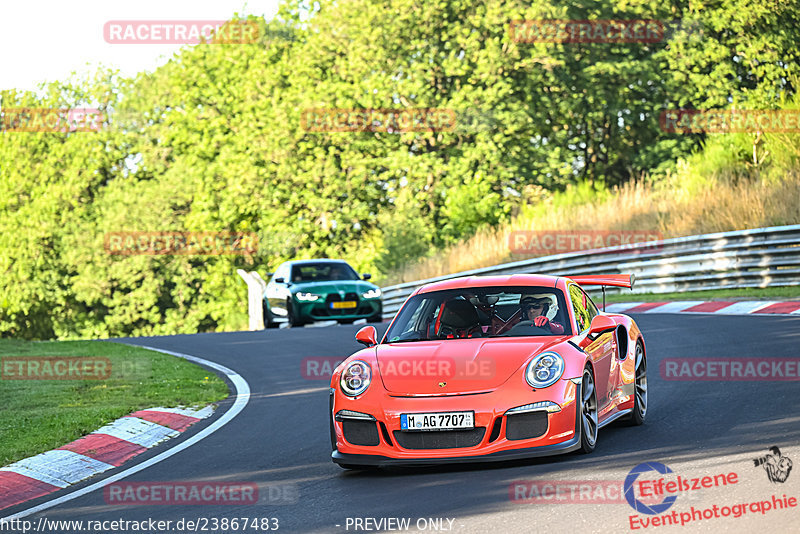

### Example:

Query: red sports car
xmin=329 ymin=274 xmax=647 ymax=468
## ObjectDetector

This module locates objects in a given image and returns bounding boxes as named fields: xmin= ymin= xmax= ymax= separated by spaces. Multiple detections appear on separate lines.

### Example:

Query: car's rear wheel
xmin=579 ymin=366 xmax=598 ymax=454
xmin=627 ymin=341 xmax=647 ymax=425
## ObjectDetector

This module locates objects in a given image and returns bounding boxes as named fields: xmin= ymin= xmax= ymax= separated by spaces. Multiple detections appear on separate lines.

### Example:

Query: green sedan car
xmin=262 ymin=259 xmax=383 ymax=328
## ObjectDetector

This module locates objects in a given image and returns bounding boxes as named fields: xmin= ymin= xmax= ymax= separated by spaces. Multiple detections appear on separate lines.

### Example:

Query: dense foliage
xmin=1 ymin=0 xmax=798 ymax=339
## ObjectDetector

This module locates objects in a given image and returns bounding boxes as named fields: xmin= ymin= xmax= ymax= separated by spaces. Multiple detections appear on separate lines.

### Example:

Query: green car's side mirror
xmin=362 ymin=273 xmax=372 ymax=280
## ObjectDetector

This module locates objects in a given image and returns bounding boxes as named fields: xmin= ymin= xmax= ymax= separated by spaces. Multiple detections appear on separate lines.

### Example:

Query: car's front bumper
xmin=331 ymin=378 xmax=583 ymax=467
xmin=297 ymin=299 xmax=382 ymax=321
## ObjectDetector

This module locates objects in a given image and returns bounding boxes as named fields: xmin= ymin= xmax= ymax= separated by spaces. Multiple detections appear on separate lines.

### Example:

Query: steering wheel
xmin=503 ymin=320 xmax=549 ymax=336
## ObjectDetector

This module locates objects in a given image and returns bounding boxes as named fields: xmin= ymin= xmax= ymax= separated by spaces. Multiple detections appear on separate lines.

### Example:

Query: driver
xmin=519 ymin=294 xmax=565 ymax=334
xmin=329 ymin=266 xmax=343 ymax=280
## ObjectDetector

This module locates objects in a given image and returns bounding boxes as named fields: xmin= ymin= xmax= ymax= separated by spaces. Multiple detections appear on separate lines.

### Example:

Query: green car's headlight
xmin=525 ymin=352 xmax=564 ymax=389
xmin=296 ymin=292 xmax=320 ymax=302
xmin=340 ymin=360 xmax=371 ymax=396
xmin=362 ymin=288 xmax=381 ymax=299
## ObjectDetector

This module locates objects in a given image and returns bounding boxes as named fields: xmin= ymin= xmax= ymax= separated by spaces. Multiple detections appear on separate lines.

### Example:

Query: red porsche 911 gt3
xmin=329 ymin=274 xmax=647 ymax=468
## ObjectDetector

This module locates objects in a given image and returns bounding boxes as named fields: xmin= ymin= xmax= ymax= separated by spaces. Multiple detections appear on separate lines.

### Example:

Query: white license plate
xmin=400 ymin=411 xmax=474 ymax=431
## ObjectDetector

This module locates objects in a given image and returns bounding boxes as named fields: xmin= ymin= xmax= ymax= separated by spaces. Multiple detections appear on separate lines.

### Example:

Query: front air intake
xmin=505 ymin=411 xmax=548 ymax=441
xmin=393 ymin=428 xmax=486 ymax=449
xmin=342 ymin=420 xmax=380 ymax=446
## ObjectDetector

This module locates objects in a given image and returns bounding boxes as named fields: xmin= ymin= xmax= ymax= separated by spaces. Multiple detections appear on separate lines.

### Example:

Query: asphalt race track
xmin=6 ymin=314 xmax=800 ymax=533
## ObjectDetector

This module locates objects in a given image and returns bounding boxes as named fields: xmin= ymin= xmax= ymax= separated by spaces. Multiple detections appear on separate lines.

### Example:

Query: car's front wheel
xmin=579 ymin=366 xmax=598 ymax=454
xmin=626 ymin=341 xmax=647 ymax=426
xmin=263 ymin=301 xmax=278 ymax=329
xmin=286 ymin=299 xmax=304 ymax=328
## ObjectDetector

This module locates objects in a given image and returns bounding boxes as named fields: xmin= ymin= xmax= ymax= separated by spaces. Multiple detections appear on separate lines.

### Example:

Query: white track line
xmin=1 ymin=346 xmax=250 ymax=521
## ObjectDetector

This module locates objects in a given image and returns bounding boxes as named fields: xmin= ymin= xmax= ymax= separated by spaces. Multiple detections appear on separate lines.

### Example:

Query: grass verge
xmin=0 ymin=339 xmax=229 ymax=466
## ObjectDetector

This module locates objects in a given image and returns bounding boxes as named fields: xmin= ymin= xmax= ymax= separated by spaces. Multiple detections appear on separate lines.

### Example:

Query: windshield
xmin=384 ymin=286 xmax=572 ymax=342
xmin=290 ymin=262 xmax=360 ymax=283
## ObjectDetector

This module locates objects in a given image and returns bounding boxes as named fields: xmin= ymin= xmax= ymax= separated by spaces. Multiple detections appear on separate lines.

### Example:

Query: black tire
xmin=626 ymin=341 xmax=647 ymax=426
xmin=579 ymin=366 xmax=598 ymax=454
xmin=329 ymin=411 xmax=337 ymax=451
xmin=263 ymin=301 xmax=278 ymax=329
xmin=287 ymin=299 xmax=303 ymax=328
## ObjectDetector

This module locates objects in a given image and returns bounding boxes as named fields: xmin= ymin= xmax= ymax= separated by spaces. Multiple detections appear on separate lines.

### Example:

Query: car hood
xmin=290 ymin=280 xmax=376 ymax=295
xmin=375 ymin=337 xmax=564 ymax=394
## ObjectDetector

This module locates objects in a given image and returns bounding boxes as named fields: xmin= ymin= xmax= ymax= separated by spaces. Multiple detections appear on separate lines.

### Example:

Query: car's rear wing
xmin=569 ymin=274 xmax=635 ymax=311
xmin=570 ymin=274 xmax=635 ymax=289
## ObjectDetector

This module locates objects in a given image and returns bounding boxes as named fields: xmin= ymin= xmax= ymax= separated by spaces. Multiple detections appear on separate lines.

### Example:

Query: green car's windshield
xmin=384 ymin=286 xmax=573 ymax=342
xmin=290 ymin=262 xmax=360 ymax=283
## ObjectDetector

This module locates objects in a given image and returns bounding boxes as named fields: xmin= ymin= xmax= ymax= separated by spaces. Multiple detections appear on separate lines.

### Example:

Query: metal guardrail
xmin=380 ymin=225 xmax=800 ymax=319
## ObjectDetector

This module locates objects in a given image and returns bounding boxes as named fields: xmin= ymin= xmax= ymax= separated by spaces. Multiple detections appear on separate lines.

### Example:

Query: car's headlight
xmin=340 ymin=360 xmax=371 ymax=397
xmin=296 ymin=292 xmax=320 ymax=302
xmin=362 ymin=288 xmax=381 ymax=299
xmin=525 ymin=352 xmax=564 ymax=389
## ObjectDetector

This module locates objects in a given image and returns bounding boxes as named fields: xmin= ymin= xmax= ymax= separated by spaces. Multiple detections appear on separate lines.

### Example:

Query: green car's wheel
xmin=287 ymin=299 xmax=303 ymax=328
xmin=263 ymin=301 xmax=278 ymax=329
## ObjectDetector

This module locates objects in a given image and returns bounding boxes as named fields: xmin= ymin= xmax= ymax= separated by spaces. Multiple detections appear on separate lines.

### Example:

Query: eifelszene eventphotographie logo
xmin=753 ymin=446 xmax=793 ymax=483
xmin=624 ymin=462 xmax=678 ymax=515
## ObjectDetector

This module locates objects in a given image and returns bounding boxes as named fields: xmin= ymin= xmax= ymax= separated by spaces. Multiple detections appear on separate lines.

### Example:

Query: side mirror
xmin=274 ymin=277 xmax=285 ymax=284
xmin=362 ymin=273 xmax=372 ymax=280
xmin=266 ymin=272 xmax=274 ymax=277
xmin=579 ymin=315 xmax=617 ymax=347
xmin=355 ymin=326 xmax=378 ymax=347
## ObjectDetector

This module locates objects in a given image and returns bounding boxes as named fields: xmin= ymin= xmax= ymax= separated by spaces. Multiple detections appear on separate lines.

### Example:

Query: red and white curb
xmin=0 ymin=406 xmax=214 ymax=511
xmin=1 ymin=347 xmax=249 ymax=522
xmin=606 ymin=300 xmax=800 ymax=316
